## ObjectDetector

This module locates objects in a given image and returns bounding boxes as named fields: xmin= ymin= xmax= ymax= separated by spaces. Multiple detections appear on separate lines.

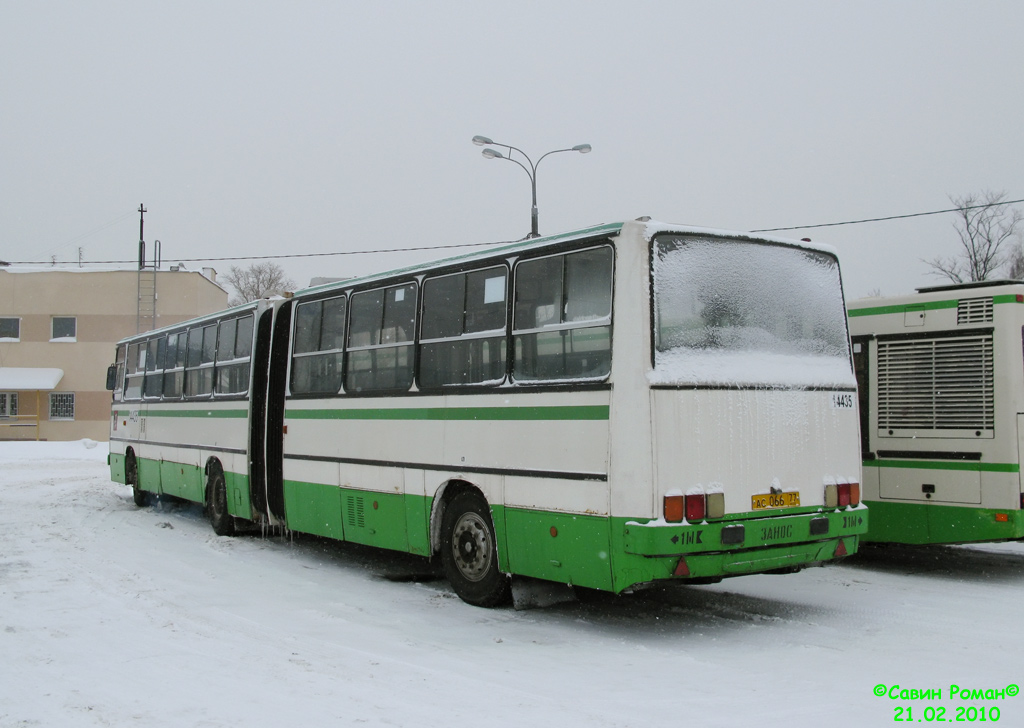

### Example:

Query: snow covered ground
xmin=2 ymin=441 xmax=1022 ymax=727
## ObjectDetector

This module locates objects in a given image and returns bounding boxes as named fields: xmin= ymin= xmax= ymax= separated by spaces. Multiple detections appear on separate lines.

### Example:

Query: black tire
xmin=126 ymin=454 xmax=149 ymax=507
xmin=207 ymin=469 xmax=236 ymax=537
xmin=440 ymin=491 xmax=510 ymax=607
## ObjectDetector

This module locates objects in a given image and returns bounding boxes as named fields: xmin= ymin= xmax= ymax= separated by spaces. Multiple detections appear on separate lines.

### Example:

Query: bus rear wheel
xmin=126 ymin=453 xmax=149 ymax=507
xmin=207 ymin=470 xmax=236 ymax=537
xmin=441 ymin=491 xmax=510 ymax=607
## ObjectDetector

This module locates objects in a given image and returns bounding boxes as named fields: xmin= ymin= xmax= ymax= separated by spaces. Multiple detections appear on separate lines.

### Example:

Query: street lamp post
xmin=472 ymin=135 xmax=591 ymax=239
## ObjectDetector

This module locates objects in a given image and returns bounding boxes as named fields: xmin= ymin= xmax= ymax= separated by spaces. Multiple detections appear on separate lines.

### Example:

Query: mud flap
xmin=511 ymin=576 xmax=577 ymax=610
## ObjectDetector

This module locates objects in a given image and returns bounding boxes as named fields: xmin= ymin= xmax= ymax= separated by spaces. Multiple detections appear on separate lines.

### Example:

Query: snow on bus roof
xmin=295 ymin=218 xmax=838 ymax=298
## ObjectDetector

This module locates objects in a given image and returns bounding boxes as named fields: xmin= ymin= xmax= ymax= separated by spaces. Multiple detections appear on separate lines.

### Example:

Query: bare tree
xmin=1005 ymin=234 xmax=1024 ymax=279
xmin=925 ymin=191 xmax=1023 ymax=283
xmin=222 ymin=262 xmax=296 ymax=306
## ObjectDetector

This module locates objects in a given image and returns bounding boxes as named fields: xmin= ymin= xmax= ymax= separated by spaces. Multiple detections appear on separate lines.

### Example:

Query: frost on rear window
xmin=651 ymin=235 xmax=854 ymax=388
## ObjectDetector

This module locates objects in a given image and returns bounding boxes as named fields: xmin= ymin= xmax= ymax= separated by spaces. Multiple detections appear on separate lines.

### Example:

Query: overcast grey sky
xmin=2 ymin=1 xmax=1021 ymax=299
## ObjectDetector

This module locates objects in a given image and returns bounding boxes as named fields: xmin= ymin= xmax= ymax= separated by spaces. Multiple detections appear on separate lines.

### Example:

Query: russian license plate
xmin=751 ymin=492 xmax=800 ymax=510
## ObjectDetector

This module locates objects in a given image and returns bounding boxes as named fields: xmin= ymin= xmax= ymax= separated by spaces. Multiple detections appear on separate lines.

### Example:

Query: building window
xmin=0 ymin=318 xmax=19 ymax=341
xmin=49 ymin=392 xmax=75 ymax=421
xmin=51 ymin=317 xmax=77 ymax=341
xmin=0 ymin=392 xmax=17 ymax=418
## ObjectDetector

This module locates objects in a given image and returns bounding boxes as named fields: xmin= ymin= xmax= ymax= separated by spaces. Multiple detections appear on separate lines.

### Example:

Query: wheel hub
xmin=451 ymin=512 xmax=491 ymax=582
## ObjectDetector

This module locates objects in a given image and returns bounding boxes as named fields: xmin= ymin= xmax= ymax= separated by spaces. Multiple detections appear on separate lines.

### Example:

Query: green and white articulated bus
xmin=108 ymin=219 xmax=867 ymax=607
xmin=849 ymin=280 xmax=1024 ymax=544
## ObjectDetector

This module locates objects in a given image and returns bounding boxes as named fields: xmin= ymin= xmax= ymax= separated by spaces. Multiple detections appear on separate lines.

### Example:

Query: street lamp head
xmin=572 ymin=144 xmax=592 ymax=154
xmin=472 ymin=135 xmax=493 ymax=146
xmin=481 ymin=148 xmax=503 ymax=160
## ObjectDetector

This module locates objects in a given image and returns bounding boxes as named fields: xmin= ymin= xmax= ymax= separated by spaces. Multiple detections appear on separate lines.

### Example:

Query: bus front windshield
xmin=651 ymin=235 xmax=854 ymax=388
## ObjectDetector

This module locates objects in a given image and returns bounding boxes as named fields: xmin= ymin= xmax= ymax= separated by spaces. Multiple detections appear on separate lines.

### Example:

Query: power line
xmin=750 ymin=198 xmax=1024 ymax=233
xmin=5 ymin=239 xmax=507 ymax=266
xmin=7 ymin=197 xmax=1022 ymax=265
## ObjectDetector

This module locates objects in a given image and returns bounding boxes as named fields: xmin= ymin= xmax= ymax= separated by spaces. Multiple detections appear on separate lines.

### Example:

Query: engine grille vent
xmin=346 ymin=495 xmax=366 ymax=528
xmin=877 ymin=334 xmax=993 ymax=431
xmin=957 ymin=297 xmax=993 ymax=324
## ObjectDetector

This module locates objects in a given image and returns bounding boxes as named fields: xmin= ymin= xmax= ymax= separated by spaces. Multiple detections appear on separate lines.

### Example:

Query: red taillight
xmin=838 ymin=483 xmax=851 ymax=507
xmin=664 ymin=495 xmax=684 ymax=523
xmin=685 ymin=493 xmax=706 ymax=522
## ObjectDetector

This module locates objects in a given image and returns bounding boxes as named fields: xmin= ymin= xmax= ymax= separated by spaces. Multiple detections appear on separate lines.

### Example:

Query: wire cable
xmin=6 ymin=198 xmax=1022 ymax=265
xmin=750 ymin=198 xmax=1024 ymax=232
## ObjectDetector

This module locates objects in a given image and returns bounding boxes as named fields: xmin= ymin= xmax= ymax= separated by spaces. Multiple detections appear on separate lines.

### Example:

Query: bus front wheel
xmin=440 ymin=491 xmax=510 ymax=607
xmin=207 ymin=470 xmax=236 ymax=537
xmin=126 ymin=453 xmax=148 ymax=507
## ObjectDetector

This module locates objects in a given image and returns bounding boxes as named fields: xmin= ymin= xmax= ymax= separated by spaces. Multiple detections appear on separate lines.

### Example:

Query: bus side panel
xmin=283 ymin=478 xmax=345 ymax=540
xmin=109 ymin=451 xmax=127 ymax=484
xmin=138 ymin=455 xmax=162 ymax=495
xmin=225 ymin=469 xmax=251 ymax=518
xmin=403 ymin=470 xmax=430 ymax=557
xmin=282 ymin=458 xmax=345 ymax=540
xmin=338 ymin=465 xmax=408 ymax=552
xmin=502 ymin=473 xmax=612 ymax=590
xmin=503 ymin=507 xmax=613 ymax=591
xmin=159 ymin=459 xmax=186 ymax=499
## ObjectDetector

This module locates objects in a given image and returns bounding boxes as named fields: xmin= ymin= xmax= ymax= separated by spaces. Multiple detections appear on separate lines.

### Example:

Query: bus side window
xmin=124 ymin=343 xmax=144 ymax=400
xmin=420 ymin=266 xmax=507 ymax=388
xmin=291 ymin=298 xmax=345 ymax=395
xmin=111 ymin=344 xmax=127 ymax=401
xmin=162 ymin=332 xmax=184 ymax=399
xmin=347 ymin=284 xmax=416 ymax=393
xmin=185 ymin=324 xmax=216 ymax=396
xmin=215 ymin=316 xmax=253 ymax=396
xmin=513 ymin=246 xmax=613 ymax=382
xmin=143 ymin=337 xmax=166 ymax=399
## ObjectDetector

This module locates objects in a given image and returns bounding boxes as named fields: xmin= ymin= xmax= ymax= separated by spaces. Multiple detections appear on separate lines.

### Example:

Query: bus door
xmin=264 ymin=299 xmax=292 ymax=524
xmin=248 ymin=307 xmax=274 ymax=522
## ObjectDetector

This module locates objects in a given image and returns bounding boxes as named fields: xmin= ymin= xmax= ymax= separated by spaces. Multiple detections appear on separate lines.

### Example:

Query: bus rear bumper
xmin=617 ymin=506 xmax=867 ymax=585
xmin=623 ymin=505 xmax=868 ymax=557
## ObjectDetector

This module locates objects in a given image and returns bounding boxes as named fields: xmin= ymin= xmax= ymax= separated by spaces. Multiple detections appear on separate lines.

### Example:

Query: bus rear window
xmin=652 ymin=235 xmax=853 ymax=388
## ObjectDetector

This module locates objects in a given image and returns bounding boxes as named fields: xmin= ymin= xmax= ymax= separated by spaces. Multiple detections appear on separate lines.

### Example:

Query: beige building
xmin=0 ymin=267 xmax=228 ymax=441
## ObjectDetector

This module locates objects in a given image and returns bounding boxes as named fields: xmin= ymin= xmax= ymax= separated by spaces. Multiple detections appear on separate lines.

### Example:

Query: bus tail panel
xmin=863 ymin=498 xmax=1024 ymax=545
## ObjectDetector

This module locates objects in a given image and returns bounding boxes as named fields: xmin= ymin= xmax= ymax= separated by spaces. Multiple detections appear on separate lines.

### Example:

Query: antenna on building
xmin=137 ymin=203 xmax=147 ymax=270
xmin=135 ymin=204 xmax=161 ymax=334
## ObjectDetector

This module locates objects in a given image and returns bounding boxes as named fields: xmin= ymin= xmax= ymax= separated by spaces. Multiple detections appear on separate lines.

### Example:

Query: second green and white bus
xmin=108 ymin=218 xmax=867 ymax=606
xmin=849 ymin=280 xmax=1024 ymax=544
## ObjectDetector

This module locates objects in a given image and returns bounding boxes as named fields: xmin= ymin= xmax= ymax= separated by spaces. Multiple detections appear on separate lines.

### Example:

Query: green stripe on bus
xmin=864 ymin=459 xmax=1019 ymax=473
xmin=849 ymin=294 xmax=1022 ymax=318
xmin=286 ymin=405 xmax=610 ymax=421
xmin=848 ymin=300 xmax=957 ymax=317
